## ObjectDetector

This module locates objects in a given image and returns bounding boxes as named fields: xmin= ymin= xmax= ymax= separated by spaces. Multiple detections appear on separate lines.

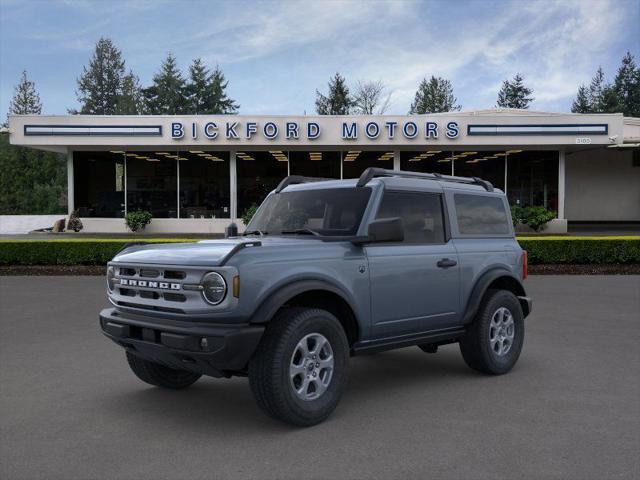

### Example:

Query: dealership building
xmin=7 ymin=109 xmax=640 ymax=233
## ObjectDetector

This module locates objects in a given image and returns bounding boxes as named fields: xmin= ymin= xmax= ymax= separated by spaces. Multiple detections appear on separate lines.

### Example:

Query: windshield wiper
xmin=280 ymin=228 xmax=320 ymax=236
xmin=243 ymin=230 xmax=267 ymax=236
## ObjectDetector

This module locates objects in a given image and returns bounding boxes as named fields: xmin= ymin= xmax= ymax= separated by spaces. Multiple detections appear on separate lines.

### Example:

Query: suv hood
xmin=112 ymin=237 xmax=328 ymax=267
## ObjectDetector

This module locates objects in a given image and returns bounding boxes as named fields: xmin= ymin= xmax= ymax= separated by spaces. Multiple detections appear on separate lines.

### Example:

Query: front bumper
xmin=99 ymin=308 xmax=264 ymax=377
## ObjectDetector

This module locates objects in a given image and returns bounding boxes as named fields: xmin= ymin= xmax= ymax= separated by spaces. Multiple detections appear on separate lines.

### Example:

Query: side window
xmin=454 ymin=193 xmax=510 ymax=235
xmin=375 ymin=191 xmax=445 ymax=244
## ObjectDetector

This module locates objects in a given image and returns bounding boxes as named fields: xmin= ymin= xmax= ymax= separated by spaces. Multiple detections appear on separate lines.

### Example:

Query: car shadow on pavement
xmin=98 ymin=346 xmax=476 ymax=433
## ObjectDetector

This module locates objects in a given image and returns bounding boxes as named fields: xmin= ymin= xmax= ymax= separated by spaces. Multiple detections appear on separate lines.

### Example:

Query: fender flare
xmin=462 ymin=268 xmax=528 ymax=324
xmin=248 ymin=279 xmax=359 ymax=326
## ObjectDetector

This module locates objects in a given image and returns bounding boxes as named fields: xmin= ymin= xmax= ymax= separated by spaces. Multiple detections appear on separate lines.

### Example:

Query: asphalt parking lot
xmin=1 ymin=275 xmax=639 ymax=480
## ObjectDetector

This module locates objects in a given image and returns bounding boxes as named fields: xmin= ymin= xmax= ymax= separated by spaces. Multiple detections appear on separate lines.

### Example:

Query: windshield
xmin=246 ymin=187 xmax=371 ymax=236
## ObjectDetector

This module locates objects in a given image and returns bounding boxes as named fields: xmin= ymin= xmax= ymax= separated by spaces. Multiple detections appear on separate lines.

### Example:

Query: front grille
xmin=109 ymin=262 xmax=232 ymax=316
xmin=164 ymin=270 xmax=186 ymax=280
xmin=140 ymin=269 xmax=160 ymax=278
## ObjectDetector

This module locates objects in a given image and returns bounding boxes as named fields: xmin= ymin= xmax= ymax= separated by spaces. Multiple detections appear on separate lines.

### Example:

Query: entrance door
xmin=365 ymin=189 xmax=460 ymax=339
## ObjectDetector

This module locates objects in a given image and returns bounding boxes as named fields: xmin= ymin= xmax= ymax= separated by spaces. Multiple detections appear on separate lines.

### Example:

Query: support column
xmin=558 ymin=149 xmax=566 ymax=220
xmin=393 ymin=150 xmax=400 ymax=170
xmin=230 ymin=150 xmax=237 ymax=221
xmin=66 ymin=149 xmax=74 ymax=216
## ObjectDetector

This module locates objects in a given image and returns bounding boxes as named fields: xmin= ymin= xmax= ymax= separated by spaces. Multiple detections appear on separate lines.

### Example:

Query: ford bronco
xmin=100 ymin=167 xmax=532 ymax=426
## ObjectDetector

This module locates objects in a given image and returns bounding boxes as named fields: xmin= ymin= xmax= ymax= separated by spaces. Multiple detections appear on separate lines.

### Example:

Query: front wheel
xmin=459 ymin=289 xmax=525 ymax=375
xmin=249 ymin=307 xmax=350 ymax=426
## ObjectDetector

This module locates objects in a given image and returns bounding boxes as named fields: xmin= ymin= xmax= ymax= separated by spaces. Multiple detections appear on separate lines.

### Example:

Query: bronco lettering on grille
xmin=119 ymin=278 xmax=181 ymax=290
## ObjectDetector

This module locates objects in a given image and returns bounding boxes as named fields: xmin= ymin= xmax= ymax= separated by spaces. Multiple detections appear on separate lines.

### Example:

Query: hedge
xmin=0 ymin=237 xmax=639 ymax=266
xmin=0 ymin=239 xmax=197 ymax=266
xmin=517 ymin=237 xmax=640 ymax=264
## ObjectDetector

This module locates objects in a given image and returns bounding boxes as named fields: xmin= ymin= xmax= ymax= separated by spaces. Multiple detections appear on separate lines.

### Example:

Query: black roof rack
xmin=356 ymin=167 xmax=494 ymax=192
xmin=274 ymin=175 xmax=335 ymax=193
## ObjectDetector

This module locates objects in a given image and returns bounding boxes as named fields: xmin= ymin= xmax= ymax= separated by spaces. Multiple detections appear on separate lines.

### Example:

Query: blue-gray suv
xmin=100 ymin=167 xmax=532 ymax=426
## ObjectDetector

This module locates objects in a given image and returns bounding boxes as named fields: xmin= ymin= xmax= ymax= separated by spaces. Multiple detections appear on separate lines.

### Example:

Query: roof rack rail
xmin=356 ymin=167 xmax=494 ymax=192
xmin=274 ymin=175 xmax=334 ymax=193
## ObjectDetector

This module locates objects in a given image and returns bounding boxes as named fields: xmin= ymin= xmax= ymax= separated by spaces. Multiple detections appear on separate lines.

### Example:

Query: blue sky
xmin=1 ymin=0 xmax=638 ymax=117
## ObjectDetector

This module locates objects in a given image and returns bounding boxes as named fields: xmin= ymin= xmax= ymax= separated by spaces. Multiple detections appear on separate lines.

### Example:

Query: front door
xmin=365 ymin=189 xmax=460 ymax=339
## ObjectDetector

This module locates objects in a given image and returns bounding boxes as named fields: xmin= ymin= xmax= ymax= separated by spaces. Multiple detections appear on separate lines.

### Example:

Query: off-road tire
xmin=459 ymin=289 xmax=524 ymax=375
xmin=126 ymin=351 xmax=201 ymax=389
xmin=248 ymin=307 xmax=350 ymax=426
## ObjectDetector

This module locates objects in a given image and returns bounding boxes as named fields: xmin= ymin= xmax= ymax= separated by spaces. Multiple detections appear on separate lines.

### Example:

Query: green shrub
xmin=522 ymin=206 xmax=557 ymax=232
xmin=517 ymin=237 xmax=640 ymax=264
xmin=511 ymin=205 xmax=556 ymax=232
xmin=0 ymin=237 xmax=638 ymax=266
xmin=0 ymin=239 xmax=197 ymax=266
xmin=125 ymin=211 xmax=152 ymax=232
xmin=241 ymin=204 xmax=259 ymax=225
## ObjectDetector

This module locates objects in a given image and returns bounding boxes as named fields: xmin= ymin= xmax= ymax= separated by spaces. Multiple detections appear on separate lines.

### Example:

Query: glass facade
xmin=178 ymin=151 xmax=230 ymax=218
xmin=289 ymin=151 xmax=340 ymax=179
xmin=342 ymin=150 xmax=394 ymax=179
xmin=237 ymin=150 xmax=288 ymax=217
xmin=507 ymin=150 xmax=558 ymax=210
xmin=72 ymin=148 xmax=560 ymax=221
xmin=126 ymin=152 xmax=177 ymax=218
xmin=74 ymin=151 xmax=124 ymax=217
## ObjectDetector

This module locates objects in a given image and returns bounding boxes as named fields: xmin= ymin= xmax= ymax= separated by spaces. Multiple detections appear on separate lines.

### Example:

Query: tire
xmin=126 ymin=351 xmax=201 ymax=389
xmin=459 ymin=289 xmax=525 ymax=375
xmin=248 ymin=307 xmax=350 ymax=426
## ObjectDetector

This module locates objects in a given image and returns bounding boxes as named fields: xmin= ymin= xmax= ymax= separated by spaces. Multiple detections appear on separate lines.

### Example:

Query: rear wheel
xmin=459 ymin=289 xmax=524 ymax=375
xmin=126 ymin=352 xmax=201 ymax=389
xmin=249 ymin=307 xmax=349 ymax=426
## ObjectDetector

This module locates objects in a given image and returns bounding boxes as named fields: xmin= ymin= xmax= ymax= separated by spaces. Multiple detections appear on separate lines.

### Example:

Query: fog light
xmin=200 ymin=337 xmax=209 ymax=350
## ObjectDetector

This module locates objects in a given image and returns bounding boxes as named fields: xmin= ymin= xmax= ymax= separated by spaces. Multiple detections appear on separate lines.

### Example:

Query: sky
xmin=0 ymin=0 xmax=638 ymax=117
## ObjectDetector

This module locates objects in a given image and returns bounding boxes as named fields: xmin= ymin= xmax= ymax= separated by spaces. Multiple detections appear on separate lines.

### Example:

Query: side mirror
xmin=359 ymin=217 xmax=404 ymax=244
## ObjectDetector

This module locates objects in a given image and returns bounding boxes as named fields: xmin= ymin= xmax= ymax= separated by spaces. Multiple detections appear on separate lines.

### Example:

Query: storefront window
xmin=178 ymin=151 xmax=230 ymax=218
xmin=507 ymin=150 xmax=558 ymax=211
xmin=400 ymin=151 xmax=453 ymax=175
xmin=453 ymin=151 xmax=506 ymax=190
xmin=126 ymin=152 xmax=177 ymax=218
xmin=237 ymin=150 xmax=288 ymax=216
xmin=289 ymin=151 xmax=340 ymax=179
xmin=342 ymin=150 xmax=394 ymax=179
xmin=73 ymin=151 xmax=125 ymax=217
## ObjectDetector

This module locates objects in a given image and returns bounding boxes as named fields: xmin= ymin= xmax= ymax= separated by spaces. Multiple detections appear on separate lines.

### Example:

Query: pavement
xmin=0 ymin=276 xmax=639 ymax=480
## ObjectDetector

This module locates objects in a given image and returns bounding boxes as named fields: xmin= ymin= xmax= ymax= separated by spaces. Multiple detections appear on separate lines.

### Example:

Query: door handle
xmin=437 ymin=258 xmax=457 ymax=268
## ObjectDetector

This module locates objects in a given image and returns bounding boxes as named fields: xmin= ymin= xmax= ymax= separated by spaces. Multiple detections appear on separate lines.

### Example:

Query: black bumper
xmin=99 ymin=308 xmax=264 ymax=377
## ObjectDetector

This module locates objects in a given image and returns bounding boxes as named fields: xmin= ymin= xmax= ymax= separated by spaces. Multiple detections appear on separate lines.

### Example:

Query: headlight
xmin=106 ymin=266 xmax=116 ymax=292
xmin=201 ymin=272 xmax=227 ymax=305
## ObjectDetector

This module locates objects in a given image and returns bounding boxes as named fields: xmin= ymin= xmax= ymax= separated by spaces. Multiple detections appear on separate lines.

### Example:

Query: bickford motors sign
xmin=171 ymin=119 xmax=461 ymax=141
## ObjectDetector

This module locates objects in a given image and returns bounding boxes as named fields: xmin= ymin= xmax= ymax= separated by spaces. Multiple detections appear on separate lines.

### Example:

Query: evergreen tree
xmin=587 ymin=67 xmax=607 ymax=112
xmin=207 ymin=65 xmax=239 ymax=114
xmin=186 ymin=58 xmax=209 ymax=114
xmin=1 ymin=71 xmax=66 ymax=214
xmin=613 ymin=51 xmax=640 ymax=117
xmin=496 ymin=74 xmax=534 ymax=109
xmin=185 ymin=59 xmax=239 ymax=114
xmin=9 ymin=70 xmax=42 ymax=116
xmin=315 ymin=73 xmax=353 ymax=115
xmin=409 ymin=76 xmax=460 ymax=114
xmin=571 ymin=85 xmax=591 ymax=113
xmin=116 ymin=71 xmax=144 ymax=115
xmin=143 ymin=53 xmax=188 ymax=114
xmin=75 ymin=37 xmax=126 ymax=114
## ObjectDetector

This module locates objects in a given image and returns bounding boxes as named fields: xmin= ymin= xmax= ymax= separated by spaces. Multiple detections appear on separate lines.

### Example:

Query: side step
xmin=351 ymin=327 xmax=465 ymax=355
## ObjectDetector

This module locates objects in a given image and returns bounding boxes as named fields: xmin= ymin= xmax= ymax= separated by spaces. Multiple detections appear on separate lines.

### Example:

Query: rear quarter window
xmin=454 ymin=193 xmax=510 ymax=235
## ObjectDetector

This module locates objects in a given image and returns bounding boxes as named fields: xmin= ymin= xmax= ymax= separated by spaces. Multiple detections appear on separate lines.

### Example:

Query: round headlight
xmin=201 ymin=272 xmax=227 ymax=305
xmin=106 ymin=266 xmax=116 ymax=292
